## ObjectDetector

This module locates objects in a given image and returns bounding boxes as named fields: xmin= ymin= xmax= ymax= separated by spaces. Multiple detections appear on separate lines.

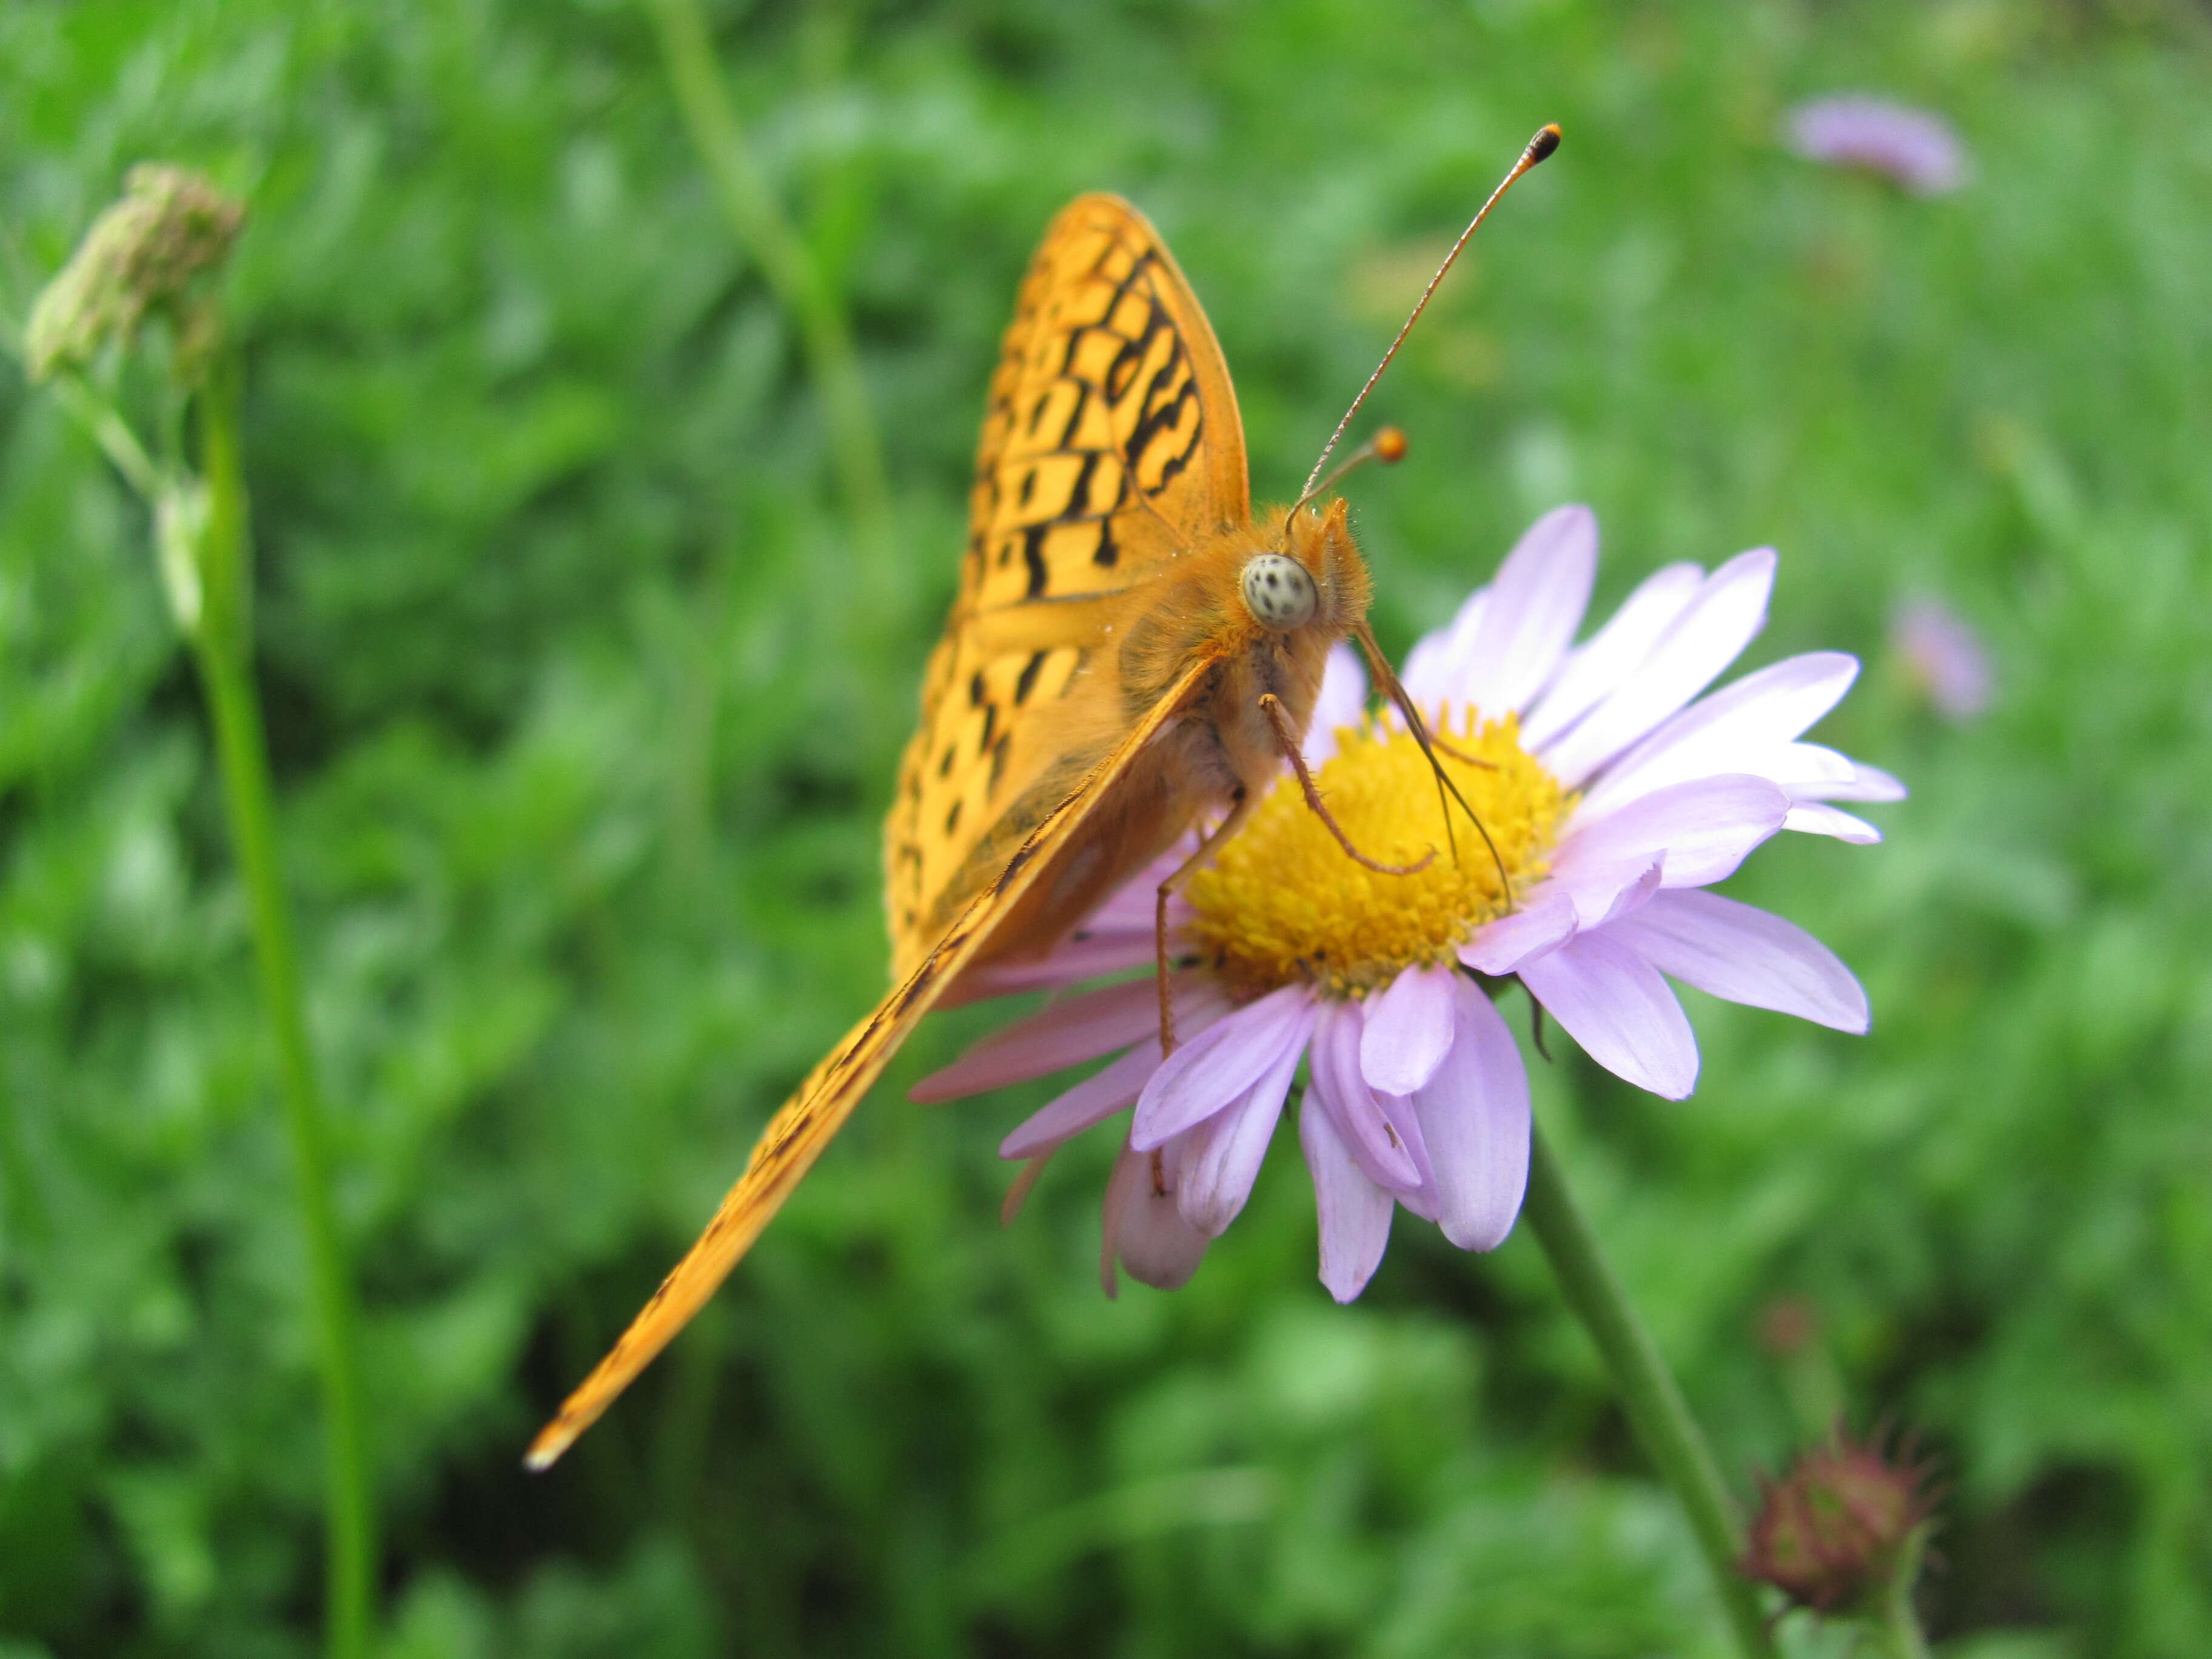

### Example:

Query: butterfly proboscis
xmin=525 ymin=124 xmax=1561 ymax=1472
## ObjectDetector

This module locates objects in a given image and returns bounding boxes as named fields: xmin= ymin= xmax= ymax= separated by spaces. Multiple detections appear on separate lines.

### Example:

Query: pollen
xmin=1185 ymin=710 xmax=1567 ymax=1000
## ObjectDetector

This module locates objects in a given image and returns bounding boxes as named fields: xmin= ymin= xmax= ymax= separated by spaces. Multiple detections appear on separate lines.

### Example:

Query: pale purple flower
xmin=1786 ymin=96 xmax=1968 ymax=195
xmin=914 ymin=507 xmax=1902 ymax=1301
xmin=1891 ymin=597 xmax=1992 ymax=720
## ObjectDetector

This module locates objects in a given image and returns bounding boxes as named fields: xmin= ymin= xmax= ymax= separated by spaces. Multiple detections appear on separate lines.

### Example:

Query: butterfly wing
xmin=526 ymin=653 xmax=1219 ymax=1470
xmin=531 ymin=195 xmax=1256 ymax=1467
xmin=885 ymin=193 xmax=1250 ymax=978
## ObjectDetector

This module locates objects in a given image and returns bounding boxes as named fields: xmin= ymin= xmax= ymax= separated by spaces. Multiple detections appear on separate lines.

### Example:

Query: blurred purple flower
xmin=1892 ymin=597 xmax=1992 ymax=720
xmin=916 ymin=509 xmax=1902 ymax=1301
xmin=1786 ymin=96 xmax=1968 ymax=195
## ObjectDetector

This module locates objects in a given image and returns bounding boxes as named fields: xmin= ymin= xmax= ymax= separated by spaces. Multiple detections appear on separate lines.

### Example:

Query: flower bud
xmin=1740 ymin=1424 xmax=1938 ymax=1613
xmin=25 ymin=164 xmax=244 ymax=381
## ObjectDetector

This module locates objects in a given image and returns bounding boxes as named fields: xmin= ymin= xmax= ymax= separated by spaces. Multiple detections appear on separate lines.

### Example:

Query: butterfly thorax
xmin=1109 ymin=498 xmax=1367 ymax=796
xmin=898 ymin=500 xmax=1371 ymax=982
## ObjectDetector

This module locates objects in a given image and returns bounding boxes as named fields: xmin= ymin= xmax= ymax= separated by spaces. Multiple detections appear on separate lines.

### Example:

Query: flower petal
xmin=1518 ymin=931 xmax=1700 ymax=1099
xmin=1176 ymin=1018 xmax=1310 ymax=1236
xmin=1575 ymin=652 xmax=1861 ymax=821
xmin=1784 ymin=802 xmax=1883 ymax=843
xmin=1309 ymin=1002 xmax=1423 ymax=1187
xmin=1376 ymin=1088 xmax=1440 ymax=1221
xmin=1521 ymin=562 xmax=1705 ymax=751
xmin=1604 ymin=890 xmax=1869 ymax=1033
xmin=1300 ymin=1099 xmax=1396 ymax=1301
xmin=949 ymin=837 xmax=1201 ymax=1007
xmin=1102 ymin=1139 xmax=1210 ymax=1294
xmin=942 ymin=929 xmax=1165 ymax=1005
xmin=913 ymin=976 xmax=1195 ymax=1102
xmin=1404 ymin=586 xmax=1489 ymax=712
xmin=1592 ymin=858 xmax=1666 ymax=928
xmin=1304 ymin=642 xmax=1370 ymax=767
xmin=1763 ymin=742 xmax=1863 ymax=791
xmin=1409 ymin=977 xmax=1532 ymax=1250
xmin=999 ymin=1041 xmax=1162 ymax=1160
xmin=1555 ymin=774 xmax=1790 ymax=891
xmin=1080 ymin=842 xmax=1198 ymax=934
xmin=1797 ymin=760 xmax=1908 ymax=803
xmin=1544 ymin=857 xmax=1666 ymax=930
xmin=1460 ymin=884 xmax=1579 ymax=974
xmin=1453 ymin=505 xmax=1599 ymax=716
xmin=1541 ymin=549 xmax=1778 ymax=786
xmin=1132 ymin=984 xmax=1312 ymax=1148
xmin=1360 ymin=961 xmax=1459 ymax=1096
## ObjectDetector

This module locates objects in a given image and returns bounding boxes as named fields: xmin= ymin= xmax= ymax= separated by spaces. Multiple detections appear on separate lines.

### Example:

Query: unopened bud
xmin=1740 ymin=1424 xmax=1938 ymax=1614
xmin=25 ymin=164 xmax=244 ymax=381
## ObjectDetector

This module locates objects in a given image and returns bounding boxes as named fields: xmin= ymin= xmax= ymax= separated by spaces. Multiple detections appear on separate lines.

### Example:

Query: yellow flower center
xmin=1185 ymin=710 xmax=1567 ymax=1000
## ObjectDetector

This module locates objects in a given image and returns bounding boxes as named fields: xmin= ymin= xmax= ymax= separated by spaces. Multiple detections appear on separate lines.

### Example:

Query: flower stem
xmin=645 ymin=0 xmax=895 ymax=578
xmin=1871 ymin=1531 xmax=1934 ymax=1659
xmin=189 ymin=355 xmax=376 ymax=1659
xmin=1521 ymin=1122 xmax=1775 ymax=1658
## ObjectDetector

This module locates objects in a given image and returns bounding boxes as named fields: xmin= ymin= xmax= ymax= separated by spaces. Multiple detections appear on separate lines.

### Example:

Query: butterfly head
xmin=1242 ymin=420 xmax=1404 ymax=638
xmin=1241 ymin=494 xmax=1370 ymax=646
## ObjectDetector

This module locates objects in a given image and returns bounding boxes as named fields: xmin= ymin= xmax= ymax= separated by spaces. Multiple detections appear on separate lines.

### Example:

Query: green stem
xmin=47 ymin=370 xmax=167 ymax=498
xmin=1522 ymin=1122 xmax=1776 ymax=1658
xmin=646 ymin=0 xmax=895 ymax=577
xmin=1870 ymin=1531 xmax=1933 ymax=1659
xmin=190 ymin=357 xmax=376 ymax=1659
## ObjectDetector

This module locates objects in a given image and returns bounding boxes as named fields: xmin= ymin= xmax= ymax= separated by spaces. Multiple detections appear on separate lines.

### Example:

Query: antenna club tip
xmin=1374 ymin=426 xmax=1409 ymax=464
xmin=1529 ymin=124 xmax=1562 ymax=164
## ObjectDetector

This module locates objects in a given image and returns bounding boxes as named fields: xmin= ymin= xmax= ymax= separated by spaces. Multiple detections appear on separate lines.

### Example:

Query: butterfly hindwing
xmin=885 ymin=194 xmax=1250 ymax=977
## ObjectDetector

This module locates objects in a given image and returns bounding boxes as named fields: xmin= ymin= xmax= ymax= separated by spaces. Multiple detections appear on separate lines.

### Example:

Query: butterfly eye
xmin=1240 ymin=553 xmax=1318 ymax=632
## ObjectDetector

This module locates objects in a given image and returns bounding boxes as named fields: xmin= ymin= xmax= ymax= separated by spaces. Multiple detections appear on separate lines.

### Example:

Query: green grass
xmin=3 ymin=1 xmax=2211 ymax=1654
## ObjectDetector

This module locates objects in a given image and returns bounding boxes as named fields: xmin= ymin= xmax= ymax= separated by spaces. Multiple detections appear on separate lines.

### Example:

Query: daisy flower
xmin=914 ymin=507 xmax=1903 ymax=1300
xmin=1785 ymin=96 xmax=1969 ymax=196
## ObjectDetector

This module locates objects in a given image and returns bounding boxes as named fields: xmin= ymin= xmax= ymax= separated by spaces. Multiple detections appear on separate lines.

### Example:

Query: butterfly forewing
xmin=885 ymin=195 xmax=1249 ymax=977
xmin=533 ymin=194 xmax=1279 ymax=1469
xmin=526 ymin=654 xmax=1221 ymax=1470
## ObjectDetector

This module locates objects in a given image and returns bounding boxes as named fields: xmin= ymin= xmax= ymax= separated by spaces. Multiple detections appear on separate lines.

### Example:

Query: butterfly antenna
xmin=1284 ymin=426 xmax=1409 ymax=528
xmin=1353 ymin=623 xmax=1515 ymax=907
xmin=1299 ymin=123 xmax=1561 ymax=503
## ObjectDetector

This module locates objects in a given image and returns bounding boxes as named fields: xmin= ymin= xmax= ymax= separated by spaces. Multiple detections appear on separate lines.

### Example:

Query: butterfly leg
xmin=1351 ymin=622 xmax=1515 ymax=905
xmin=1256 ymin=693 xmax=1436 ymax=877
xmin=1153 ymin=788 xmax=1257 ymax=1054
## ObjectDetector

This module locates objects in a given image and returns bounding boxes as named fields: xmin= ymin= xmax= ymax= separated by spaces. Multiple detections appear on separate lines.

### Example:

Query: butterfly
xmin=527 ymin=127 xmax=1558 ymax=1470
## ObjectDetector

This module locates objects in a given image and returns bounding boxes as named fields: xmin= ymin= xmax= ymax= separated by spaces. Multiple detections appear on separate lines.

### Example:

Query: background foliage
xmin=4 ymin=0 xmax=2210 ymax=1654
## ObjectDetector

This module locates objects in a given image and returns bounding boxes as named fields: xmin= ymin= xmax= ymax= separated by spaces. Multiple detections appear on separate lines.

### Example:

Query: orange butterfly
xmin=527 ymin=127 xmax=1558 ymax=1470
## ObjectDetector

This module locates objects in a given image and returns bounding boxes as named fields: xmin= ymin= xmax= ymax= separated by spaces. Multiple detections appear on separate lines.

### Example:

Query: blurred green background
xmin=4 ymin=0 xmax=2210 ymax=1654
